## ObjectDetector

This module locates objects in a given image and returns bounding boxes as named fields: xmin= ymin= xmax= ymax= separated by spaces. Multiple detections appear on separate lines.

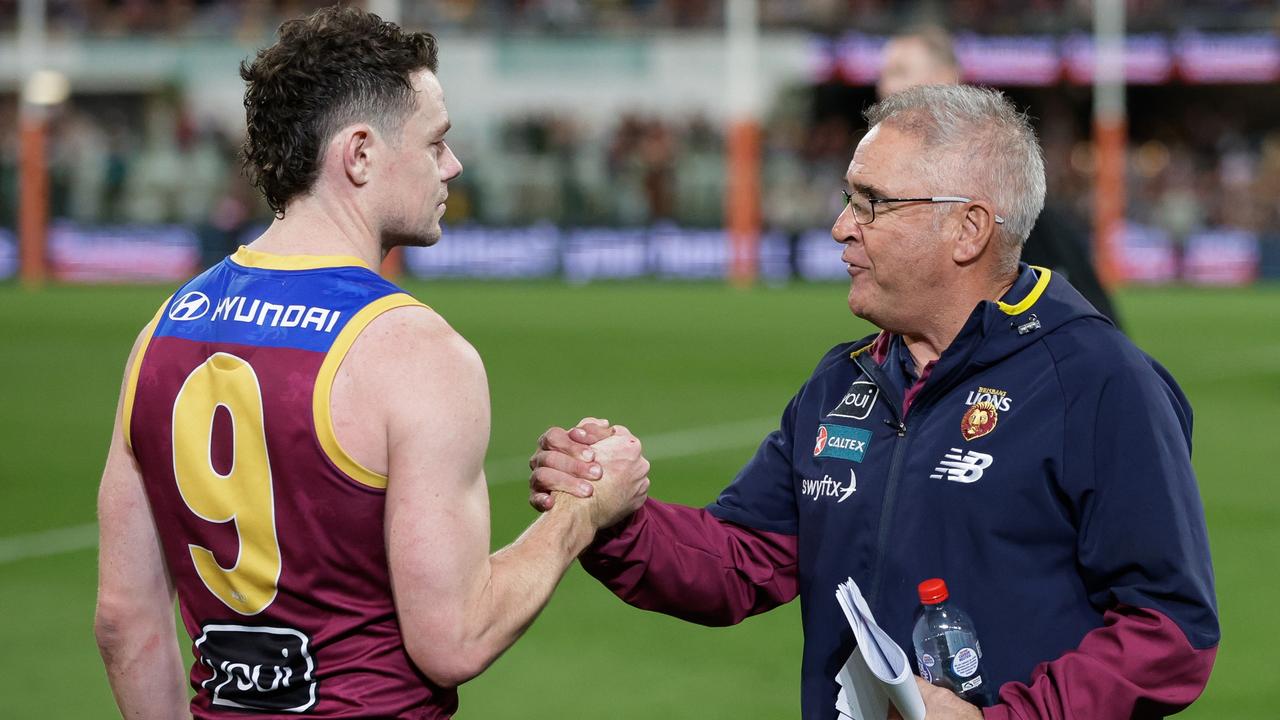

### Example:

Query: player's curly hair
xmin=239 ymin=5 xmax=439 ymax=216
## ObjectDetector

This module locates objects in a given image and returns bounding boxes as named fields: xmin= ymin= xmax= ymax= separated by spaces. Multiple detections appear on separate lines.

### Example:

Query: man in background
xmin=94 ymin=7 xmax=648 ymax=718
xmin=878 ymin=27 xmax=1122 ymax=328
xmin=877 ymin=27 xmax=962 ymax=98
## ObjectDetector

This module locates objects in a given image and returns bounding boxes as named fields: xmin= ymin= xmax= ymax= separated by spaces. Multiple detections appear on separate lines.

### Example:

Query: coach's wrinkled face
xmin=831 ymin=124 xmax=952 ymax=334
xmin=378 ymin=69 xmax=463 ymax=249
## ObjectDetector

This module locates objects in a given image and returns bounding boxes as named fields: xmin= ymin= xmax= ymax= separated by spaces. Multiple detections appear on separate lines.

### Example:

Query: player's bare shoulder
xmin=331 ymin=304 xmax=489 ymax=476
xmin=351 ymin=304 xmax=485 ymax=389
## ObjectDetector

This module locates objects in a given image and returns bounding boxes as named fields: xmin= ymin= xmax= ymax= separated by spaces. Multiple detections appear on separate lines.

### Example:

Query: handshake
xmin=527 ymin=418 xmax=651 ymax=531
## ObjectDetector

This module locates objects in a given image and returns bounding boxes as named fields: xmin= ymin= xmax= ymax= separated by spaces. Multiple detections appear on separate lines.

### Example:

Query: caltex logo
xmin=168 ymin=291 xmax=211 ymax=322
xmin=813 ymin=423 xmax=872 ymax=462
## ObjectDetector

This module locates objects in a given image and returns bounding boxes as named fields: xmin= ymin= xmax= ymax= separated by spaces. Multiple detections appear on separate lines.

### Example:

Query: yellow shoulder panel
xmin=230 ymin=246 xmax=370 ymax=271
xmin=313 ymin=293 xmax=427 ymax=490
xmin=122 ymin=298 xmax=171 ymax=451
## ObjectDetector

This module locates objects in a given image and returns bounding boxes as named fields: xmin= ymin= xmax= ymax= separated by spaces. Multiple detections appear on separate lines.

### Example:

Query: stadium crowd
xmin=1 ymin=0 xmax=1277 ymax=35
xmin=1 ymin=92 xmax=1277 ymax=257
xmin=1 ymin=0 xmax=1278 ymax=278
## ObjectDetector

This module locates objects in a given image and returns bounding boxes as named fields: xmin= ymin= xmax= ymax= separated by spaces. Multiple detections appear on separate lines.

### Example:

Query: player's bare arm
xmin=95 ymin=323 xmax=191 ymax=720
xmin=336 ymin=307 xmax=646 ymax=686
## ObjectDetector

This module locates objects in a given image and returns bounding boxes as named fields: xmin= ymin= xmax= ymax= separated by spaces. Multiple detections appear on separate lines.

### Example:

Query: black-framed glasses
xmin=842 ymin=189 xmax=1006 ymax=226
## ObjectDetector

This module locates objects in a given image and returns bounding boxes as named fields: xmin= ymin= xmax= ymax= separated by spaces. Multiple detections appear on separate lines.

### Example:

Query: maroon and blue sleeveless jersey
xmin=124 ymin=247 xmax=454 ymax=718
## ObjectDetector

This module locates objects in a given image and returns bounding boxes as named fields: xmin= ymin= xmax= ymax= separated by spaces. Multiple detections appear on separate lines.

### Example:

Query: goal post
xmin=1092 ymin=0 xmax=1127 ymax=288
xmin=725 ymin=0 xmax=762 ymax=287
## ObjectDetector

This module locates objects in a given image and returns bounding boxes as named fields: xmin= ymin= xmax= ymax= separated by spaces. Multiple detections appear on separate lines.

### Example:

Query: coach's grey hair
xmin=865 ymin=85 xmax=1046 ymax=275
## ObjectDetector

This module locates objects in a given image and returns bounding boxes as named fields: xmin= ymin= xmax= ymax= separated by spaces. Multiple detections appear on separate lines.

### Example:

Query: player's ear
xmin=339 ymin=124 xmax=375 ymax=187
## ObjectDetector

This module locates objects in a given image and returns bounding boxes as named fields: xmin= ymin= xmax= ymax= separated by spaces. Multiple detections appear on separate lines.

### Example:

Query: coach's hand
xmin=529 ymin=417 xmax=613 ymax=511
xmin=896 ymin=677 xmax=983 ymax=720
xmin=574 ymin=427 xmax=650 ymax=530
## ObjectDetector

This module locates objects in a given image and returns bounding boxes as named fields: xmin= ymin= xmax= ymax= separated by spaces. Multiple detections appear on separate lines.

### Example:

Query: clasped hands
xmin=528 ymin=422 xmax=983 ymax=720
xmin=528 ymin=417 xmax=650 ymax=531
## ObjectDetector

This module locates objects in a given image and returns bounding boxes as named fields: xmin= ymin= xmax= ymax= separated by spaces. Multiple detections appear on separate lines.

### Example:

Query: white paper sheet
xmin=833 ymin=577 xmax=926 ymax=720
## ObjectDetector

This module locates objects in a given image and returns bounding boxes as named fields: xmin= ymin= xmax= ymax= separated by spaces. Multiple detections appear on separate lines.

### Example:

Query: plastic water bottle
xmin=911 ymin=578 xmax=996 ymax=706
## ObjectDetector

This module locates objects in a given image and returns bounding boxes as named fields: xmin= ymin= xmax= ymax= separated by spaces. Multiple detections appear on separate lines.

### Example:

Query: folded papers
xmin=834 ymin=577 xmax=925 ymax=720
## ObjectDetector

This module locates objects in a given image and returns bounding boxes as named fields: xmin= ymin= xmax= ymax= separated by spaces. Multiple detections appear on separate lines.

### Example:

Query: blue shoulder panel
xmin=153 ymin=260 xmax=404 ymax=353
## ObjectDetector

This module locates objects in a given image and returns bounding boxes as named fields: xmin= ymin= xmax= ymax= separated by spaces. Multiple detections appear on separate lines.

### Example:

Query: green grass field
xmin=1 ymin=279 xmax=1277 ymax=718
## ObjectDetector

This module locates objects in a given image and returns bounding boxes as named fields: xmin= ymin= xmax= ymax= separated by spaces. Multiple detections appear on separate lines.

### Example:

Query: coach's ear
xmin=952 ymin=200 xmax=999 ymax=265
xmin=338 ymin=124 xmax=375 ymax=187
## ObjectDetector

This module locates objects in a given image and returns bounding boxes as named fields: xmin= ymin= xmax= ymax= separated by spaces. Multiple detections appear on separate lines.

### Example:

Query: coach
xmin=530 ymin=85 xmax=1218 ymax=720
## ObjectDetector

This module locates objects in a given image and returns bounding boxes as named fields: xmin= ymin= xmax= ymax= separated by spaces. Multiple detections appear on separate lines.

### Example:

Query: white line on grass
xmin=0 ymin=416 xmax=777 ymax=566
xmin=0 ymin=522 xmax=100 ymax=566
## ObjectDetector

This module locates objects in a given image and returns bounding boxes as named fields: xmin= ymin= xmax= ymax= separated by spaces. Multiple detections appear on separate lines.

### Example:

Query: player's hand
xmin=909 ymin=677 xmax=984 ymax=720
xmin=578 ymin=426 xmax=650 ymax=529
xmin=529 ymin=418 xmax=614 ymax=511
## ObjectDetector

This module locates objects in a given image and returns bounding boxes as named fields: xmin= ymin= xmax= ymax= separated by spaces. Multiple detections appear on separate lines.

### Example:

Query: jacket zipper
xmin=852 ymin=354 xmax=911 ymax=608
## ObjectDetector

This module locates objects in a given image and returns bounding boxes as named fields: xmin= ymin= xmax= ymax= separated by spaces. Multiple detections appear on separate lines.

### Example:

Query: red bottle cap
xmin=918 ymin=578 xmax=949 ymax=605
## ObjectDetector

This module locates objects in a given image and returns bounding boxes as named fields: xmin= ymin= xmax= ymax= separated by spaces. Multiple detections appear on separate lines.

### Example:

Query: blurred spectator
xmin=675 ymin=115 xmax=726 ymax=227
xmin=877 ymin=27 xmax=961 ymax=98
xmin=0 ymin=104 xmax=17 ymax=230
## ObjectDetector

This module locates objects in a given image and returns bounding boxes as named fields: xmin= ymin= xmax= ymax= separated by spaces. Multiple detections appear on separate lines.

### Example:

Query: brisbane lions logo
xmin=961 ymin=401 xmax=998 ymax=441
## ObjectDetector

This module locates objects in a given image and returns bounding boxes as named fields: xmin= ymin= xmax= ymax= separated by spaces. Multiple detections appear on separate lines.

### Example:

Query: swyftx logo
xmin=801 ymin=470 xmax=858 ymax=503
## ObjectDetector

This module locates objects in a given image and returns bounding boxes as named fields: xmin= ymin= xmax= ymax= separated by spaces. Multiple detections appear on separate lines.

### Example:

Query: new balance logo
xmin=929 ymin=449 xmax=994 ymax=483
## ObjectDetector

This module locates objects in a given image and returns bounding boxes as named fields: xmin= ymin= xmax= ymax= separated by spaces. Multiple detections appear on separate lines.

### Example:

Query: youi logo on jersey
xmin=827 ymin=380 xmax=879 ymax=420
xmin=196 ymin=624 xmax=317 ymax=712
